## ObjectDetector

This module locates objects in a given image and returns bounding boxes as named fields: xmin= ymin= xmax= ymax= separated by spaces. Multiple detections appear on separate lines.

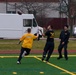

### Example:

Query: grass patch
xmin=54 ymin=30 xmax=61 ymax=38
xmin=0 ymin=56 xmax=76 ymax=75
xmin=0 ymin=39 xmax=76 ymax=50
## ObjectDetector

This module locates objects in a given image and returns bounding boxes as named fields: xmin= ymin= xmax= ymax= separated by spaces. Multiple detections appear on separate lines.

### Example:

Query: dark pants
xmin=58 ymin=42 xmax=68 ymax=59
xmin=34 ymin=33 xmax=42 ymax=41
xmin=17 ymin=47 xmax=31 ymax=62
xmin=42 ymin=42 xmax=54 ymax=61
xmin=38 ymin=34 xmax=42 ymax=41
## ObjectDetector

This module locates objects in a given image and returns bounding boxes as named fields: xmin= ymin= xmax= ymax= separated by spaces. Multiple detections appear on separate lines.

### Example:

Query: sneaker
xmin=65 ymin=57 xmax=68 ymax=60
xmin=42 ymin=55 xmax=46 ymax=61
xmin=42 ymin=58 xmax=44 ymax=61
xmin=57 ymin=56 xmax=63 ymax=60
xmin=17 ymin=61 xmax=21 ymax=64
xmin=45 ymin=58 xmax=49 ymax=63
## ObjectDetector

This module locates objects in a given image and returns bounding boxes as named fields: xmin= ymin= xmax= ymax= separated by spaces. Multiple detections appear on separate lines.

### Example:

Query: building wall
xmin=47 ymin=18 xmax=67 ymax=29
xmin=0 ymin=0 xmax=59 ymax=2
xmin=0 ymin=3 xmax=6 ymax=13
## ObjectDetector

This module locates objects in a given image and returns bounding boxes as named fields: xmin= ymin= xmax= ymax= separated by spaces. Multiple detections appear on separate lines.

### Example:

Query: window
xmin=7 ymin=11 xmax=16 ymax=14
xmin=23 ymin=19 xmax=32 ymax=27
xmin=33 ymin=19 xmax=37 ymax=27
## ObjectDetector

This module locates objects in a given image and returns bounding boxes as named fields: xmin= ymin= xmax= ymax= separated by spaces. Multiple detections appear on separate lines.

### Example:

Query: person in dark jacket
xmin=57 ymin=25 xmax=70 ymax=60
xmin=42 ymin=25 xmax=54 ymax=62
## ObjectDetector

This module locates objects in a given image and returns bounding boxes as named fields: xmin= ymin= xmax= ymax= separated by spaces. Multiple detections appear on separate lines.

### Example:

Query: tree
xmin=57 ymin=0 xmax=76 ymax=35
xmin=5 ymin=1 xmax=58 ymax=27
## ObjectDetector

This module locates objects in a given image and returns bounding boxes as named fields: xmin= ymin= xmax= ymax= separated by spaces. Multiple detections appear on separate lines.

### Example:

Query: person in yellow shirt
xmin=17 ymin=28 xmax=38 ymax=64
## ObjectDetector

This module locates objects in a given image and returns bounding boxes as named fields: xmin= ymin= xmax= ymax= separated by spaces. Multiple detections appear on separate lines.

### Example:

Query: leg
xmin=25 ymin=48 xmax=31 ymax=55
xmin=42 ymin=43 xmax=49 ymax=61
xmin=64 ymin=44 xmax=68 ymax=60
xmin=17 ymin=47 xmax=25 ymax=63
xmin=37 ymin=35 xmax=40 ymax=41
xmin=57 ymin=43 xmax=64 ymax=59
xmin=46 ymin=43 xmax=54 ymax=62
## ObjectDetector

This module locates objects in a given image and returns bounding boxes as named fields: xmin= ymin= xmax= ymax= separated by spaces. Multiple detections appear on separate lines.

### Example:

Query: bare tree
xmin=10 ymin=2 xmax=50 ymax=15
xmin=5 ymin=1 xmax=63 ymax=27
xmin=16 ymin=2 xmax=56 ymax=27
xmin=8 ymin=1 xmax=55 ymax=26
xmin=56 ymin=0 xmax=76 ymax=35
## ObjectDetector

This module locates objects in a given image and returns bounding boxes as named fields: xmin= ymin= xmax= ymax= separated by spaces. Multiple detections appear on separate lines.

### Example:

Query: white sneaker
xmin=17 ymin=61 xmax=21 ymax=64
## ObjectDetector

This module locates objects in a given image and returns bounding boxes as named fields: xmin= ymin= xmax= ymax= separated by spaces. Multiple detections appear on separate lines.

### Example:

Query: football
xmin=17 ymin=11 xmax=22 ymax=15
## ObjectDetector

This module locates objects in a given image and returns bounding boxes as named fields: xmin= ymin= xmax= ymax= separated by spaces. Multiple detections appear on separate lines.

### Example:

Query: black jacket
xmin=59 ymin=30 xmax=70 ymax=43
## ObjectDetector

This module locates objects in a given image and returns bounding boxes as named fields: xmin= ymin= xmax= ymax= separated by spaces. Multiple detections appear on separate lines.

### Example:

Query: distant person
xmin=38 ymin=29 xmax=42 ymax=41
xmin=57 ymin=25 xmax=70 ymax=60
xmin=17 ymin=28 xmax=38 ymax=64
xmin=34 ymin=29 xmax=43 ymax=41
xmin=42 ymin=25 xmax=55 ymax=62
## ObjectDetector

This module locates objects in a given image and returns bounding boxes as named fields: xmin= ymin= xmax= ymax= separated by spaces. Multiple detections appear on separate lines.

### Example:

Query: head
xmin=47 ymin=25 xmax=53 ymax=30
xmin=27 ymin=28 xmax=31 ymax=33
xmin=64 ymin=25 xmax=69 ymax=31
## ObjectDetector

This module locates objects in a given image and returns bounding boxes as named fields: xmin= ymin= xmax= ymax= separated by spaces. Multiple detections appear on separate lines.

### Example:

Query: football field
xmin=0 ymin=55 xmax=76 ymax=75
xmin=0 ymin=39 xmax=76 ymax=75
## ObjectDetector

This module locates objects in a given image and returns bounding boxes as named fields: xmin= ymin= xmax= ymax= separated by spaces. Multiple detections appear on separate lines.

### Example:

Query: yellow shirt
xmin=20 ymin=33 xmax=37 ymax=49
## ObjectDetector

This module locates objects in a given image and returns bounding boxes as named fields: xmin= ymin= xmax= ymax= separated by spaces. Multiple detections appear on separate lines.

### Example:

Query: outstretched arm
xmin=18 ymin=41 xmax=22 ymax=45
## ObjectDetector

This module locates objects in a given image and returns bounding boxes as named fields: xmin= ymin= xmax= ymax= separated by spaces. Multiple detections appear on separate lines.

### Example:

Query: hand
xmin=17 ymin=42 xmax=20 ymax=45
xmin=17 ymin=41 xmax=21 ymax=45
xmin=43 ymin=27 xmax=46 ymax=30
xmin=59 ymin=39 xmax=61 ymax=42
xmin=42 ymin=33 xmax=45 ymax=36
xmin=47 ymin=25 xmax=51 ymax=30
xmin=62 ymin=42 xmax=64 ymax=45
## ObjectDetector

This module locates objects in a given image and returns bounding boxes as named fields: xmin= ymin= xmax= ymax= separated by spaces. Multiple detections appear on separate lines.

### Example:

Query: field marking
xmin=12 ymin=72 xmax=17 ymax=75
xmin=34 ymin=56 xmax=76 ymax=75
xmin=0 ymin=55 xmax=76 ymax=75
xmin=0 ymin=55 xmax=76 ymax=58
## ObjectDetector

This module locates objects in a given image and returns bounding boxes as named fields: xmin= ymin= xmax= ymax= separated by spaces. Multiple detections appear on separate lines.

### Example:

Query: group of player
xmin=17 ymin=25 xmax=70 ymax=64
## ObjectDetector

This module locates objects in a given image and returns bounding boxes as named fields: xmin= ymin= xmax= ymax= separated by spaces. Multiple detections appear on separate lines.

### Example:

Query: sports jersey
xmin=45 ymin=30 xmax=54 ymax=42
xmin=20 ymin=33 xmax=37 ymax=49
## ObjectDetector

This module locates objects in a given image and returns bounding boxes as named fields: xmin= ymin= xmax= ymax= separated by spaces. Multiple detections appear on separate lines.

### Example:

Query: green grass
xmin=0 ymin=29 xmax=76 ymax=75
xmin=55 ymin=40 xmax=76 ymax=50
xmin=0 ymin=39 xmax=76 ymax=50
xmin=0 ymin=56 xmax=76 ymax=75
xmin=54 ymin=30 xmax=61 ymax=38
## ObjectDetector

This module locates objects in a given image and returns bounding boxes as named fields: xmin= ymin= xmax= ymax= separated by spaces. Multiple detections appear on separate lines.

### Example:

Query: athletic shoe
xmin=65 ymin=57 xmax=68 ymax=60
xmin=17 ymin=61 xmax=21 ymax=64
xmin=45 ymin=58 xmax=49 ymax=63
xmin=42 ymin=58 xmax=44 ymax=61
xmin=57 ymin=56 xmax=63 ymax=60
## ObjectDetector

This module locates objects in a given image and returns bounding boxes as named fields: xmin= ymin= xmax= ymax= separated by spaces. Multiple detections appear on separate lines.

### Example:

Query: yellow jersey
xmin=20 ymin=33 xmax=37 ymax=49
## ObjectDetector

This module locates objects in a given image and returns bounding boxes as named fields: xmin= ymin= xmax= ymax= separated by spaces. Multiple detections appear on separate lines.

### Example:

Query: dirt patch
xmin=0 ymin=50 xmax=76 ymax=54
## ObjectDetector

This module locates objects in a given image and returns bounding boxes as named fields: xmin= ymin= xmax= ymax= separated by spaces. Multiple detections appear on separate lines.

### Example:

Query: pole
xmin=6 ymin=0 xmax=8 ymax=13
xmin=68 ymin=0 xmax=73 ymax=35
xmin=15 ymin=3 xmax=17 ymax=13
